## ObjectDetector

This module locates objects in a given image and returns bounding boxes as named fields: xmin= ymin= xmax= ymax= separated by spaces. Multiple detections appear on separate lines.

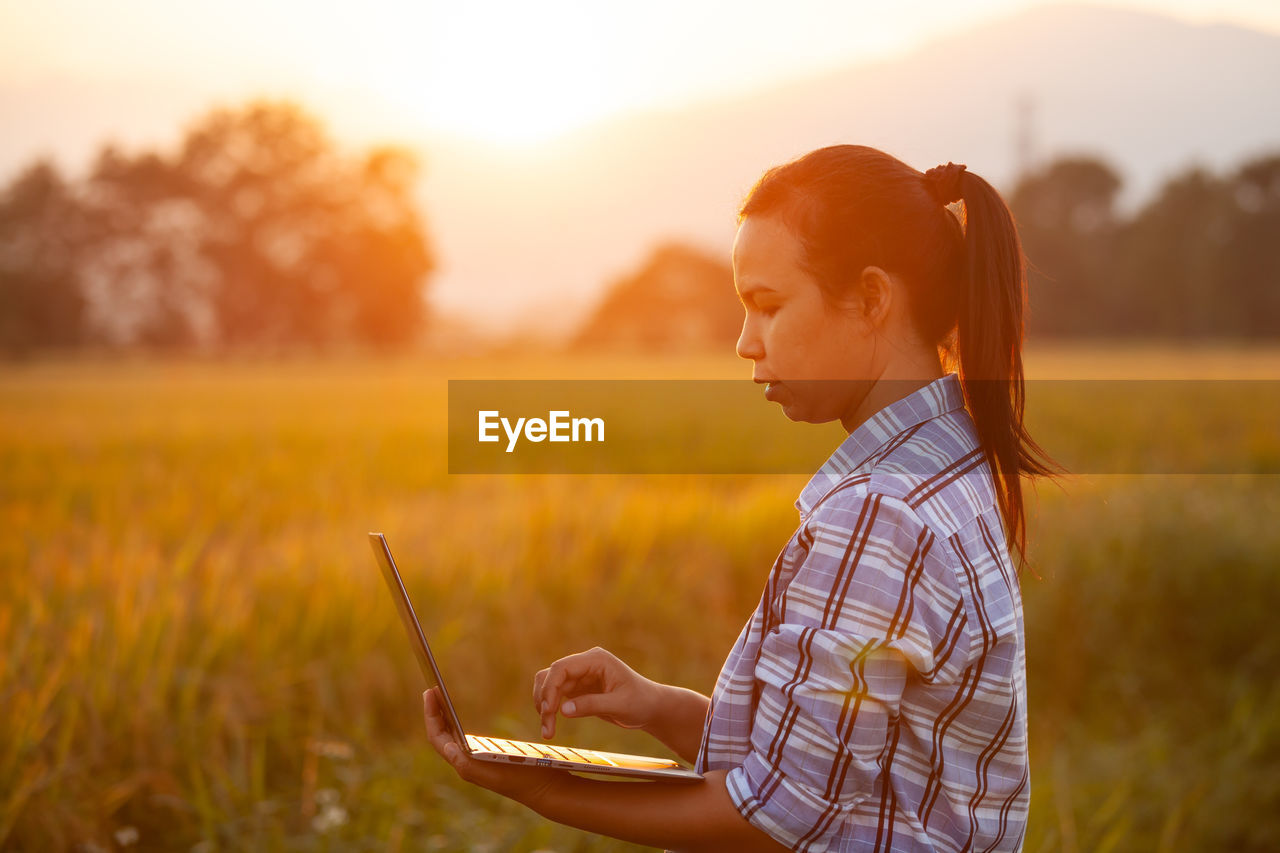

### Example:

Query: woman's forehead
xmin=733 ymin=216 xmax=804 ymax=269
xmin=733 ymin=216 xmax=811 ymax=289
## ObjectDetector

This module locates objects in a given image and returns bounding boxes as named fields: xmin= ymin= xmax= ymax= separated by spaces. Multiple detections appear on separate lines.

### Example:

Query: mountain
xmin=3 ymin=3 xmax=1279 ymax=338
xmin=411 ymin=2 xmax=1280 ymax=335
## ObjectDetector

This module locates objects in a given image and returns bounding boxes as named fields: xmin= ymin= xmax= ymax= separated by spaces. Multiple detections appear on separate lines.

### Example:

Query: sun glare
xmin=375 ymin=3 xmax=613 ymax=147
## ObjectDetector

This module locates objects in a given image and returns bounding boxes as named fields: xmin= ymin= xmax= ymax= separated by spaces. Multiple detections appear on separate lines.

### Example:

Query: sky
xmin=4 ymin=0 xmax=1280 ymax=152
xmin=3 ymin=0 xmax=1278 ymax=336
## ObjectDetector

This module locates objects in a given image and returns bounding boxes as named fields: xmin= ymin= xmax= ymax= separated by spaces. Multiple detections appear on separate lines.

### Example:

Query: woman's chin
xmin=772 ymin=398 xmax=846 ymax=427
xmin=763 ymin=383 xmax=837 ymax=425
xmin=774 ymin=399 xmax=818 ymax=424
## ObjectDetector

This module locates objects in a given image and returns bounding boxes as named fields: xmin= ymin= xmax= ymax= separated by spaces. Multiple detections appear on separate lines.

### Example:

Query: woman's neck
xmin=840 ymin=351 xmax=944 ymax=434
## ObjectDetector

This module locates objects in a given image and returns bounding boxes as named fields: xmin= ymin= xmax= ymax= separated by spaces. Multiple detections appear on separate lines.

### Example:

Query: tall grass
xmin=2 ymin=350 xmax=1278 ymax=850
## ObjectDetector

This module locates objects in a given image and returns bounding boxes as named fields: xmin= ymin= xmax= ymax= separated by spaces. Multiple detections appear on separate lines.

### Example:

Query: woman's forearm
xmin=426 ymin=688 xmax=781 ymax=850
xmin=526 ymin=769 xmax=786 ymax=852
xmin=642 ymin=683 xmax=710 ymax=764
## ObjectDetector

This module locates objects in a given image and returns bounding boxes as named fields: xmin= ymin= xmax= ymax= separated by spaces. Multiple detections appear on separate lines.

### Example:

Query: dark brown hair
xmin=738 ymin=144 xmax=1059 ymax=565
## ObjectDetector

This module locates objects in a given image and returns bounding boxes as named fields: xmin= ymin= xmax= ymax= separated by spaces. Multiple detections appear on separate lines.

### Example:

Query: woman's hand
xmin=426 ymin=685 xmax=786 ymax=850
xmin=422 ymin=687 xmax=561 ymax=809
xmin=532 ymin=646 xmax=663 ymax=739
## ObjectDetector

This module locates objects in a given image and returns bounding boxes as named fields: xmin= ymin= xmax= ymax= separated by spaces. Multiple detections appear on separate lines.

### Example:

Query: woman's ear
xmin=856 ymin=266 xmax=895 ymax=329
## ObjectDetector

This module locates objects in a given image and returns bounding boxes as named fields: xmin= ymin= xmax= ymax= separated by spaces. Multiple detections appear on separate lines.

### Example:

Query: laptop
xmin=369 ymin=532 xmax=703 ymax=782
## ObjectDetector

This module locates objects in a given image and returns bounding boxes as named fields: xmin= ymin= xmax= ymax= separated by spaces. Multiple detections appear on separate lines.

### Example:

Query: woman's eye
xmin=758 ymin=304 xmax=779 ymax=317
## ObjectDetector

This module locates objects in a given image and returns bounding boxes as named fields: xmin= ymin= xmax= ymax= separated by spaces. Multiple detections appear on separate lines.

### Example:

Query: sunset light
xmin=377 ymin=4 xmax=613 ymax=145
xmin=4 ymin=0 xmax=1280 ymax=849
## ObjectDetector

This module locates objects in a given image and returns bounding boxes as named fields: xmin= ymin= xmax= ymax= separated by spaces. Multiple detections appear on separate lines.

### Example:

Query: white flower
xmin=311 ymin=803 xmax=349 ymax=833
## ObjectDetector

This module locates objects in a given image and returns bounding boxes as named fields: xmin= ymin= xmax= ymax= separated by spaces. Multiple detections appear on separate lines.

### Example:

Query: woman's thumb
xmin=560 ymin=693 xmax=614 ymax=718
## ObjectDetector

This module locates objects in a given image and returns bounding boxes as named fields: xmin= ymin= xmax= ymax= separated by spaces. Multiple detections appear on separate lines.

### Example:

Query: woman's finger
xmin=423 ymin=689 xmax=449 ymax=738
xmin=423 ymin=691 xmax=458 ymax=748
xmin=535 ymin=648 xmax=619 ymax=738
xmin=546 ymin=648 xmax=610 ymax=692
xmin=531 ymin=668 xmax=549 ymax=713
xmin=557 ymin=690 xmax=623 ymax=721
xmin=423 ymin=689 xmax=470 ymax=773
xmin=537 ymin=668 xmax=576 ymax=713
xmin=541 ymin=649 xmax=610 ymax=708
xmin=540 ymin=672 xmax=600 ymax=738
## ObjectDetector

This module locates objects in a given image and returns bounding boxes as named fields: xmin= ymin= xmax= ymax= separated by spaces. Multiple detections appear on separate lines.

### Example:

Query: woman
xmin=424 ymin=144 xmax=1057 ymax=851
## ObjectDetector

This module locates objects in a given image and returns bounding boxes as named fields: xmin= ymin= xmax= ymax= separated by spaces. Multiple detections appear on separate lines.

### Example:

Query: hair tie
xmin=924 ymin=162 xmax=967 ymax=205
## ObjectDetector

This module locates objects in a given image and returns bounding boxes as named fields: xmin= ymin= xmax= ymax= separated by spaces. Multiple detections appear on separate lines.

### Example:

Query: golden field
xmin=2 ymin=345 xmax=1279 ymax=851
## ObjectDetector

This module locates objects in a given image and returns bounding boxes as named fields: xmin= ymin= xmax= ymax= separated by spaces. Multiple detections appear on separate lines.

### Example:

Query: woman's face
xmin=732 ymin=214 xmax=881 ymax=427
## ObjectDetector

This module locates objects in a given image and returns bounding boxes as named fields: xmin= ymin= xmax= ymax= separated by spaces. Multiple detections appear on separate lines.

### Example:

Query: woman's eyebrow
xmin=736 ymin=281 xmax=778 ymax=299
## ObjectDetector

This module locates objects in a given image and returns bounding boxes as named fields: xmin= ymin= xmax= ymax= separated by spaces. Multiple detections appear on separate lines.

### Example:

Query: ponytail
xmin=952 ymin=171 xmax=1061 ymax=566
xmin=739 ymin=144 xmax=1061 ymax=567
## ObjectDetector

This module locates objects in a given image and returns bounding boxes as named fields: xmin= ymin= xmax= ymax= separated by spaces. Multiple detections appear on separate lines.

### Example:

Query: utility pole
xmin=1014 ymin=91 xmax=1037 ymax=183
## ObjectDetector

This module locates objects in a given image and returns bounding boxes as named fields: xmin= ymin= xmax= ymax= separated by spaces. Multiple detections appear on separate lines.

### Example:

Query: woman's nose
xmin=736 ymin=316 xmax=764 ymax=361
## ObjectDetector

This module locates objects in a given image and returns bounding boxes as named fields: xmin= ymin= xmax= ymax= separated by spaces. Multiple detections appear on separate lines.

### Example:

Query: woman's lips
xmin=762 ymin=381 xmax=783 ymax=401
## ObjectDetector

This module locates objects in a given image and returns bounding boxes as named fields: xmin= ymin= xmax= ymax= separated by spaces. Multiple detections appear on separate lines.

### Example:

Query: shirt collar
xmin=796 ymin=373 xmax=967 ymax=517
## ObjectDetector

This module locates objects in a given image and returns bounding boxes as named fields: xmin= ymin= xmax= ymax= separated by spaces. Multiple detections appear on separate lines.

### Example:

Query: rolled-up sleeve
xmin=724 ymin=490 xmax=970 ymax=850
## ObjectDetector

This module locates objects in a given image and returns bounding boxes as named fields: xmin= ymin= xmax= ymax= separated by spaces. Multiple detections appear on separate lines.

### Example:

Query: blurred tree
xmin=1117 ymin=165 xmax=1238 ymax=337
xmin=571 ymin=242 xmax=739 ymax=351
xmin=0 ymin=101 xmax=434 ymax=354
xmin=327 ymin=146 xmax=436 ymax=345
xmin=1220 ymin=154 xmax=1280 ymax=338
xmin=172 ymin=99 xmax=435 ymax=348
xmin=0 ymin=159 xmax=87 ymax=354
xmin=78 ymin=145 xmax=215 ymax=347
xmin=1009 ymin=156 xmax=1124 ymax=338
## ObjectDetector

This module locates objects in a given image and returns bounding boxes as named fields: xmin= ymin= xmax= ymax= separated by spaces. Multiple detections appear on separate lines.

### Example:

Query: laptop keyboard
xmin=465 ymin=735 xmax=642 ymax=767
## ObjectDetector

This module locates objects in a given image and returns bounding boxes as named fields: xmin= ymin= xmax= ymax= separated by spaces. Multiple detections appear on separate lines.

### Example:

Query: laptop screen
xmin=368 ymin=532 xmax=471 ymax=750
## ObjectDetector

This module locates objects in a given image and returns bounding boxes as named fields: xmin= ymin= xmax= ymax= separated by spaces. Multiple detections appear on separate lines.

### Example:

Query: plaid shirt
xmin=696 ymin=373 xmax=1029 ymax=851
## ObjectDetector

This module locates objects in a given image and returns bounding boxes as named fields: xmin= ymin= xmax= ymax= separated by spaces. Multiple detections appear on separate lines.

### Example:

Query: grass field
xmin=2 ymin=345 xmax=1279 ymax=851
